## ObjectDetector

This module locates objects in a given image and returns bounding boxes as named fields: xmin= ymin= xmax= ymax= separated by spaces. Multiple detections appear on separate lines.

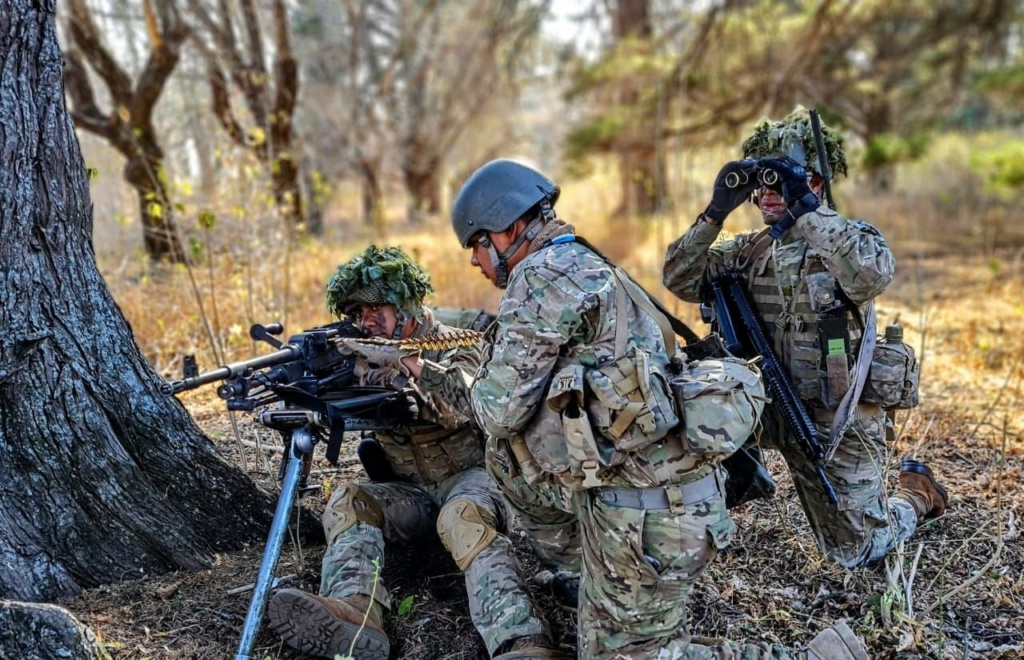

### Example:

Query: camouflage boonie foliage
xmin=326 ymin=245 xmax=434 ymax=318
xmin=742 ymin=105 xmax=848 ymax=178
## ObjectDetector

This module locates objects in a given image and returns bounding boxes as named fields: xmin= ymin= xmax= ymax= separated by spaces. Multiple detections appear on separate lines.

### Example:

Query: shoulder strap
xmin=735 ymin=227 xmax=773 ymax=272
xmin=575 ymin=236 xmax=700 ymax=346
xmin=824 ymin=300 xmax=876 ymax=461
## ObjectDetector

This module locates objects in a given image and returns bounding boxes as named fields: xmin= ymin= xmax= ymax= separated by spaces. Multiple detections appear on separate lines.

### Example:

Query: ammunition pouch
xmin=861 ymin=338 xmax=919 ymax=411
xmin=546 ymin=348 xmax=680 ymax=488
xmin=670 ymin=357 xmax=767 ymax=460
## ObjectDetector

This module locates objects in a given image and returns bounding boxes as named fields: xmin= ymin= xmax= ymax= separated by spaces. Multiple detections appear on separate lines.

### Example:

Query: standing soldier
xmin=267 ymin=245 xmax=562 ymax=659
xmin=662 ymin=107 xmax=948 ymax=570
xmin=452 ymin=159 xmax=868 ymax=659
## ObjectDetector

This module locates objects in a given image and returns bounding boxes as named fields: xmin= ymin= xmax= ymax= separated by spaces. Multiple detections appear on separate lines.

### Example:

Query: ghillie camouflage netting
xmin=326 ymin=245 xmax=434 ymax=318
xmin=742 ymin=106 xmax=849 ymax=178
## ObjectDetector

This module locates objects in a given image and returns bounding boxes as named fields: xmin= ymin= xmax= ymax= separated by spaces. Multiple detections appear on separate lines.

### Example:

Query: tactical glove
xmin=337 ymin=338 xmax=419 ymax=376
xmin=704 ymin=159 xmax=760 ymax=224
xmin=380 ymin=389 xmax=420 ymax=422
xmin=758 ymin=157 xmax=821 ymax=238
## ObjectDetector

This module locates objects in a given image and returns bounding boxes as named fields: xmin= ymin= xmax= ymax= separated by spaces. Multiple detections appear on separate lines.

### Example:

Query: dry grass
xmin=74 ymin=143 xmax=1024 ymax=658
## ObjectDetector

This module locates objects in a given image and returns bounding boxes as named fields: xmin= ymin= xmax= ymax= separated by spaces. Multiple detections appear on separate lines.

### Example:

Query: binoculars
xmin=725 ymin=162 xmax=780 ymax=189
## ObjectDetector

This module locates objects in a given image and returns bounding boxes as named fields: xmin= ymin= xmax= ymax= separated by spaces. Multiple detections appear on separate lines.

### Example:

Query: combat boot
xmin=894 ymin=458 xmax=949 ymax=520
xmin=805 ymin=621 xmax=868 ymax=660
xmin=493 ymin=633 xmax=568 ymax=659
xmin=267 ymin=588 xmax=389 ymax=659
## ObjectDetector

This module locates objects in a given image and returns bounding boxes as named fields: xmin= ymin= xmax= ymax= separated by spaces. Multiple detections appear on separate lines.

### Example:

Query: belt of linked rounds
xmin=331 ymin=328 xmax=484 ymax=352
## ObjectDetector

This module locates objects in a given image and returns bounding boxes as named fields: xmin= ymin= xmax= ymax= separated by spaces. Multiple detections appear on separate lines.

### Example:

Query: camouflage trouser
xmin=761 ymin=404 xmax=919 ymax=568
xmin=319 ymin=467 xmax=544 ymax=655
xmin=490 ymin=439 xmax=810 ymax=659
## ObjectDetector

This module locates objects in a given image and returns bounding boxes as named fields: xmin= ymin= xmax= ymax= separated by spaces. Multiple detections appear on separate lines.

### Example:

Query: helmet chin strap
xmin=485 ymin=199 xmax=554 ymax=288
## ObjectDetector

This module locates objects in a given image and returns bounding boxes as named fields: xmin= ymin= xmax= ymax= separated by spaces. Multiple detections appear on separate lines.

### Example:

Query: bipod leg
xmin=234 ymin=424 xmax=315 ymax=659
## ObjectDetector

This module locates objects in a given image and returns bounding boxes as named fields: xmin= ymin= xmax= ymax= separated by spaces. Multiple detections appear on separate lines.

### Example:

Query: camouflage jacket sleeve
xmin=471 ymin=265 xmax=585 ymax=440
xmin=793 ymin=208 xmax=895 ymax=304
xmin=413 ymin=346 xmax=481 ymax=430
xmin=662 ymin=218 xmax=749 ymax=302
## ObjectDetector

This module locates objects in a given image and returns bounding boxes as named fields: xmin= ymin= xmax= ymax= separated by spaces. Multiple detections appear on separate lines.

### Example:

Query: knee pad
xmin=322 ymin=484 xmax=384 ymax=544
xmin=436 ymin=499 xmax=498 ymax=572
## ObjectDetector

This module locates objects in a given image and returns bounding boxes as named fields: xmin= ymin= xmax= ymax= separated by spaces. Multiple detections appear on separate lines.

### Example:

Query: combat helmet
xmin=742 ymin=106 xmax=848 ymax=179
xmin=451 ymin=159 xmax=560 ymax=287
xmin=326 ymin=245 xmax=433 ymax=337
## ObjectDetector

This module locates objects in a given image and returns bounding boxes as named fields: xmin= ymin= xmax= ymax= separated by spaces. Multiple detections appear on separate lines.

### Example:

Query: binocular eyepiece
xmin=725 ymin=165 xmax=780 ymax=190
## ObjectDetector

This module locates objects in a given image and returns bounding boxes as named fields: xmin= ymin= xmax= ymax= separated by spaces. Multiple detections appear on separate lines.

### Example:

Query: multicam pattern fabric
xmin=474 ymin=221 xmax=810 ymax=657
xmin=473 ymin=230 xmax=705 ymax=490
xmin=320 ymin=469 xmax=543 ymax=655
xmin=319 ymin=311 xmax=543 ymax=654
xmin=374 ymin=314 xmax=484 ymax=485
xmin=663 ymin=208 xmax=919 ymax=567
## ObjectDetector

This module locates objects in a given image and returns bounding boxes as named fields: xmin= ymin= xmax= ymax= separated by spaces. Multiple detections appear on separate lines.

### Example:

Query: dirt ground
xmin=64 ymin=247 xmax=1023 ymax=659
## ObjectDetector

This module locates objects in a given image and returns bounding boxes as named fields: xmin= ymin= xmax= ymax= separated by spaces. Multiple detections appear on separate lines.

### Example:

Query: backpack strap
xmin=575 ymin=236 xmax=700 ymax=346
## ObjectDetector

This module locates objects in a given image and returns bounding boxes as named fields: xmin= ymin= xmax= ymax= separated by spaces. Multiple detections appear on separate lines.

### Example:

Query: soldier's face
xmin=469 ymin=230 xmax=517 ymax=286
xmin=355 ymin=303 xmax=397 ymax=338
xmin=756 ymin=177 xmax=824 ymax=225
xmin=757 ymin=187 xmax=788 ymax=225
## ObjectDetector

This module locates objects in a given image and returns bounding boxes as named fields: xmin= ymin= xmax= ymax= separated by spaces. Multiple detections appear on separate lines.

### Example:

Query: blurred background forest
xmin=51 ymin=1 xmax=1024 ymax=658
xmin=63 ymin=0 xmax=1024 ymax=383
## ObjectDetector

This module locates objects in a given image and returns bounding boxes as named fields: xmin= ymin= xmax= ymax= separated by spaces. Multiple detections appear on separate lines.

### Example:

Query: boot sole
xmin=268 ymin=589 xmax=389 ymax=660
xmin=901 ymin=458 xmax=949 ymax=519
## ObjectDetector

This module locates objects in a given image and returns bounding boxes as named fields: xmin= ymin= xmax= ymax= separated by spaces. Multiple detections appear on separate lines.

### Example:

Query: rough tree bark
xmin=0 ymin=0 xmax=274 ymax=604
xmin=0 ymin=601 xmax=106 ymax=660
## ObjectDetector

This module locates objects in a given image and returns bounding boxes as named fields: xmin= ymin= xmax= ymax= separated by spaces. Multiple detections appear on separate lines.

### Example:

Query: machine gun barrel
xmin=720 ymin=274 xmax=839 ymax=504
xmin=162 ymin=346 xmax=302 ymax=395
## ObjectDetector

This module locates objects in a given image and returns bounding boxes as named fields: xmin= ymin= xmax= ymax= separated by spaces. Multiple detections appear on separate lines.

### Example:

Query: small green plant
xmin=334 ymin=556 xmax=383 ymax=660
xmin=397 ymin=595 xmax=415 ymax=618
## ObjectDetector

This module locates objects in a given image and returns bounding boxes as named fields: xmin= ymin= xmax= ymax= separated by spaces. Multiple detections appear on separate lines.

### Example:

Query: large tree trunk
xmin=358 ymin=160 xmax=385 ymax=230
xmin=0 ymin=601 xmax=105 ymax=660
xmin=403 ymin=161 xmax=442 ymax=225
xmin=0 ymin=0 xmax=274 ymax=603
xmin=612 ymin=0 xmax=665 ymax=217
xmin=124 ymin=143 xmax=186 ymax=263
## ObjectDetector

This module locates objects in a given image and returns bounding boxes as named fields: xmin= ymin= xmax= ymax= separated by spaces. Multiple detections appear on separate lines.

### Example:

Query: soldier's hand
xmin=705 ymin=159 xmax=759 ymax=224
xmin=758 ymin=157 xmax=820 ymax=238
xmin=337 ymin=338 xmax=419 ymax=375
xmin=757 ymin=157 xmax=816 ymax=209
xmin=378 ymin=389 xmax=420 ymax=421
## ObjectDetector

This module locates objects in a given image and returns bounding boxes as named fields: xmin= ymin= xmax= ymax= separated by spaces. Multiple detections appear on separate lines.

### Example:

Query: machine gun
xmin=164 ymin=321 xmax=410 ymax=659
xmin=704 ymin=274 xmax=839 ymax=504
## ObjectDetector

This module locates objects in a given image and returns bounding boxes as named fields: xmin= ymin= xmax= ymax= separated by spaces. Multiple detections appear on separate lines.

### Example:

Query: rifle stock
xmin=708 ymin=274 xmax=839 ymax=504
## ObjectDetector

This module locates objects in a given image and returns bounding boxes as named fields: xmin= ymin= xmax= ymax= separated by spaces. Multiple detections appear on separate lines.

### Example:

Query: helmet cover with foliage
xmin=326 ymin=245 xmax=434 ymax=319
xmin=742 ymin=106 xmax=848 ymax=179
xmin=451 ymin=159 xmax=560 ymax=248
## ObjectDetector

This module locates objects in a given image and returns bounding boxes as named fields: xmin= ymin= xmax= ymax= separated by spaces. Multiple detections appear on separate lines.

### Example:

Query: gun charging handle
xmin=251 ymin=323 xmax=285 ymax=349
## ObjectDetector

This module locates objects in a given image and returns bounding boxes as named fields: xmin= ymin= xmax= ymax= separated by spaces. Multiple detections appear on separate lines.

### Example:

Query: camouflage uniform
xmin=663 ymin=209 xmax=919 ymax=568
xmin=320 ymin=310 xmax=545 ymax=655
xmin=473 ymin=219 xmax=813 ymax=659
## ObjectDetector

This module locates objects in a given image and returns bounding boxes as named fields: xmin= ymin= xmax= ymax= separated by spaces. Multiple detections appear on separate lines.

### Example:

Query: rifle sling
xmin=729 ymin=227 xmax=878 ymax=462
